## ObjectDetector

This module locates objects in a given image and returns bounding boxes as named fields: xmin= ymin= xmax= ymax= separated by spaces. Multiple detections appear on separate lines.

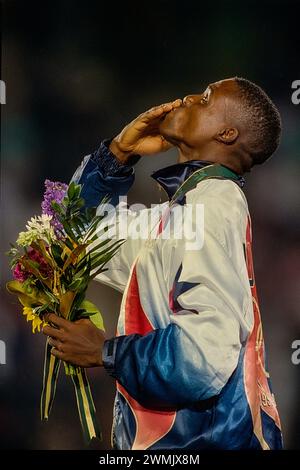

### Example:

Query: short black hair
xmin=235 ymin=77 xmax=282 ymax=165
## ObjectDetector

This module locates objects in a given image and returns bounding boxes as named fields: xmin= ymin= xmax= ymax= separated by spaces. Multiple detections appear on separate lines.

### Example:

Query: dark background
xmin=1 ymin=0 xmax=300 ymax=449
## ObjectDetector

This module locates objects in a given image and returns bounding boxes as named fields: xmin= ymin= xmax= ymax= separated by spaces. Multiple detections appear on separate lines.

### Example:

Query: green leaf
xmin=67 ymin=181 xmax=76 ymax=200
xmin=73 ymin=184 xmax=82 ymax=199
xmin=71 ymin=181 xmax=82 ymax=201
xmin=59 ymin=290 xmax=76 ymax=318
xmin=78 ymin=300 xmax=105 ymax=331
xmin=85 ymin=207 xmax=97 ymax=221
xmin=62 ymin=244 xmax=89 ymax=272
xmin=82 ymin=215 xmax=106 ymax=242
xmin=32 ymin=303 xmax=51 ymax=317
xmin=73 ymin=254 xmax=92 ymax=278
xmin=71 ymin=215 xmax=86 ymax=233
xmin=50 ymin=244 xmax=64 ymax=268
xmin=67 ymin=182 xmax=82 ymax=202
xmin=60 ymin=220 xmax=77 ymax=243
xmin=75 ymin=238 xmax=112 ymax=272
xmin=75 ymin=197 xmax=85 ymax=209
xmin=90 ymin=240 xmax=124 ymax=270
xmin=51 ymin=201 xmax=65 ymax=216
xmin=44 ymin=290 xmax=60 ymax=305
xmin=31 ymin=241 xmax=57 ymax=270
xmin=68 ymin=277 xmax=86 ymax=291
xmin=68 ymin=218 xmax=82 ymax=239
xmin=59 ymin=237 xmax=74 ymax=251
xmin=6 ymin=280 xmax=49 ymax=307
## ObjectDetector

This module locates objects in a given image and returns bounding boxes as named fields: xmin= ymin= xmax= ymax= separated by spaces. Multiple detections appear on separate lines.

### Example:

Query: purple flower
xmin=41 ymin=179 xmax=68 ymax=235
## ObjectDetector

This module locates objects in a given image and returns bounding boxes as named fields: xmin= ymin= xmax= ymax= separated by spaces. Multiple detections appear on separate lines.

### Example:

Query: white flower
xmin=17 ymin=214 xmax=57 ymax=247
xmin=26 ymin=214 xmax=52 ymax=231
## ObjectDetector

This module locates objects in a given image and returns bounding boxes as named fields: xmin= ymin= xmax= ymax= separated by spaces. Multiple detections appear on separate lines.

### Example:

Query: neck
xmin=176 ymin=144 xmax=251 ymax=175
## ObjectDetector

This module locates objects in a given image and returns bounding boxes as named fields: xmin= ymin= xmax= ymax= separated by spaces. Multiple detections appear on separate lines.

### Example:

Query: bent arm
xmin=70 ymin=139 xmax=140 ymax=207
xmin=71 ymin=140 xmax=142 ymax=291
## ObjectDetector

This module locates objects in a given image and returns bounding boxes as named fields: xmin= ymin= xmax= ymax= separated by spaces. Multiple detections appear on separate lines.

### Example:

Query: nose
xmin=183 ymin=94 xmax=198 ymax=106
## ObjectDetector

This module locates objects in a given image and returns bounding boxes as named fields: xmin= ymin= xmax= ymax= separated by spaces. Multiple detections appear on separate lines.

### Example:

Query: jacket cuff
xmin=102 ymin=337 xmax=119 ymax=376
xmin=91 ymin=139 xmax=141 ymax=178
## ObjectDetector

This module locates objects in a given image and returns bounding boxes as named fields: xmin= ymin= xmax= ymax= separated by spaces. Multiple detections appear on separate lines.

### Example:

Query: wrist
xmin=109 ymin=139 xmax=133 ymax=164
xmin=96 ymin=331 xmax=106 ymax=367
xmin=96 ymin=353 xmax=103 ymax=367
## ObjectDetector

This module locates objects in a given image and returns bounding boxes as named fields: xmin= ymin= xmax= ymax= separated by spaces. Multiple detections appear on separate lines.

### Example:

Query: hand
xmin=109 ymin=99 xmax=182 ymax=163
xmin=42 ymin=313 xmax=106 ymax=367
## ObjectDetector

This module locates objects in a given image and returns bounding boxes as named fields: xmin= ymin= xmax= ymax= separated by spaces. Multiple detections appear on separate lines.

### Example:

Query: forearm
xmin=109 ymin=139 xmax=137 ymax=164
xmin=102 ymin=323 xmax=224 ymax=409
xmin=70 ymin=139 xmax=140 ymax=207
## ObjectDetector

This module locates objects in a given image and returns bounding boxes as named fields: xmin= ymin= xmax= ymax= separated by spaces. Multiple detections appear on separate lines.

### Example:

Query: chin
xmin=159 ymin=111 xmax=182 ymax=143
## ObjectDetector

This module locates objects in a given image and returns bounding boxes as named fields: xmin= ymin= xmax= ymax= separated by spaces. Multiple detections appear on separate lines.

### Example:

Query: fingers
xmin=42 ymin=324 xmax=65 ymax=340
xmin=50 ymin=347 xmax=65 ymax=360
xmin=139 ymin=99 xmax=182 ymax=123
xmin=42 ymin=314 xmax=69 ymax=339
xmin=48 ymin=337 xmax=63 ymax=350
xmin=147 ymin=99 xmax=182 ymax=117
xmin=43 ymin=313 xmax=70 ymax=329
xmin=48 ymin=338 xmax=60 ymax=348
xmin=48 ymin=336 xmax=67 ymax=360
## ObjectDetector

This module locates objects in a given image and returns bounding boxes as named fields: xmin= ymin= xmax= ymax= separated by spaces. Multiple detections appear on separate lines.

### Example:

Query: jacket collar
xmin=151 ymin=160 xmax=245 ymax=200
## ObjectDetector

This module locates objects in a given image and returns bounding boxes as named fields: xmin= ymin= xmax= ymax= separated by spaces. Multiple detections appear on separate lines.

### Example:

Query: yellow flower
xmin=22 ymin=307 xmax=47 ymax=333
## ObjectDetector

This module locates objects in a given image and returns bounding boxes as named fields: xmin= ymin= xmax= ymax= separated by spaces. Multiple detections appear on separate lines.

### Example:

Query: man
xmin=43 ymin=77 xmax=283 ymax=450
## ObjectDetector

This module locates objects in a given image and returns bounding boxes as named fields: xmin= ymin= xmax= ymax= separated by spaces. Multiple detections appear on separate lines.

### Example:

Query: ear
xmin=215 ymin=127 xmax=239 ymax=145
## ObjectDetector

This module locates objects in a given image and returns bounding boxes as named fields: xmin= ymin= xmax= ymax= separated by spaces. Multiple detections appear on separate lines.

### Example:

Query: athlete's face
xmin=159 ymin=78 xmax=240 ymax=150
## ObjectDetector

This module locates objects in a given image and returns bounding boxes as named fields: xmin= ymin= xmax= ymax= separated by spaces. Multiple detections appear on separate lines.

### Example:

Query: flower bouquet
xmin=6 ymin=180 xmax=122 ymax=442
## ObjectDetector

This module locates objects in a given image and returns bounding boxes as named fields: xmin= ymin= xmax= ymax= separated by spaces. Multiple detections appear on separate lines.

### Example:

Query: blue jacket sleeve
xmin=102 ymin=324 xmax=222 ymax=409
xmin=70 ymin=139 xmax=141 ymax=207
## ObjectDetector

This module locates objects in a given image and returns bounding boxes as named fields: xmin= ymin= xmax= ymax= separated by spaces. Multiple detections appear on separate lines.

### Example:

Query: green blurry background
xmin=1 ymin=0 xmax=300 ymax=449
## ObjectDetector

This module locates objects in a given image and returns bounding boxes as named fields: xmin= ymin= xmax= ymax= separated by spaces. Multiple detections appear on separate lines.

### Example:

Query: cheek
xmin=182 ymin=110 xmax=205 ymax=142
xmin=162 ymin=108 xmax=187 ymax=129
xmin=184 ymin=108 xmax=218 ymax=145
